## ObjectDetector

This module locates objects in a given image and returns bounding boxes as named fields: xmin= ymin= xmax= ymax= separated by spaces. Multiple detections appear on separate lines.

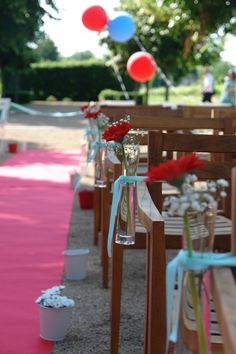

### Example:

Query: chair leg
xmin=93 ymin=187 xmax=101 ymax=246
xmin=144 ymin=232 xmax=150 ymax=354
xmin=110 ymin=243 xmax=124 ymax=354
xmin=147 ymin=222 xmax=166 ymax=354
xmin=101 ymin=187 xmax=110 ymax=288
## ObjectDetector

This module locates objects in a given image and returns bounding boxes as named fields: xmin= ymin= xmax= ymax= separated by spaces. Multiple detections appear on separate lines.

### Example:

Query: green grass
xmin=148 ymin=83 xmax=223 ymax=105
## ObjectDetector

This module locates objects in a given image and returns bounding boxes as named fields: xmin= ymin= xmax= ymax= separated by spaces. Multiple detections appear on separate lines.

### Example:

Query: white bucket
xmin=39 ymin=305 xmax=73 ymax=341
xmin=18 ymin=142 xmax=27 ymax=152
xmin=63 ymin=248 xmax=89 ymax=280
xmin=69 ymin=172 xmax=81 ymax=190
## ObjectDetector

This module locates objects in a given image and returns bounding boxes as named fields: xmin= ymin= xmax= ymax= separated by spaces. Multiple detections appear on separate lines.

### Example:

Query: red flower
xmin=102 ymin=122 xmax=131 ymax=142
xmin=80 ymin=104 xmax=89 ymax=112
xmin=85 ymin=109 xmax=103 ymax=119
xmin=146 ymin=153 xmax=205 ymax=182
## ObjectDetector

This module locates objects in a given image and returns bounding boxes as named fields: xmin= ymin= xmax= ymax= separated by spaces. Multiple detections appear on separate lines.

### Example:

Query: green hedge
xmin=99 ymin=89 xmax=145 ymax=104
xmin=4 ymin=60 xmax=135 ymax=102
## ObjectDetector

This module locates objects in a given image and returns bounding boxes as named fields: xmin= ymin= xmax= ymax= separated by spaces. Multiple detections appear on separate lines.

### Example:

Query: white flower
xmin=36 ymin=285 xmax=75 ymax=308
xmin=220 ymin=191 xmax=227 ymax=198
xmin=216 ymin=179 xmax=229 ymax=188
xmin=185 ymin=174 xmax=197 ymax=184
xmin=164 ymin=175 xmax=227 ymax=216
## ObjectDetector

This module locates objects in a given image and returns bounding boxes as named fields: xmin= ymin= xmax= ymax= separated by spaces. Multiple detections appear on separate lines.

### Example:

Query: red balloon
xmin=82 ymin=5 xmax=108 ymax=31
xmin=127 ymin=52 xmax=157 ymax=82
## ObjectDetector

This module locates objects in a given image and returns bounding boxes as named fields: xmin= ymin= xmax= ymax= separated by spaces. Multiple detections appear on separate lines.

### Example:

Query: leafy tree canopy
xmin=0 ymin=0 xmax=57 ymax=69
xmin=33 ymin=36 xmax=59 ymax=62
xmin=102 ymin=0 xmax=236 ymax=84
xmin=65 ymin=51 xmax=95 ymax=61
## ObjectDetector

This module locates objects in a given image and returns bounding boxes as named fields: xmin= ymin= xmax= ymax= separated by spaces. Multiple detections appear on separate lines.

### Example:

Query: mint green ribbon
xmin=166 ymin=249 xmax=236 ymax=352
xmin=11 ymin=102 xmax=83 ymax=118
xmin=107 ymin=175 xmax=146 ymax=257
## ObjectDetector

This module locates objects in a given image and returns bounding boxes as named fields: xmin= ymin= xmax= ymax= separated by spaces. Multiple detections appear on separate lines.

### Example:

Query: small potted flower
xmin=36 ymin=285 xmax=75 ymax=341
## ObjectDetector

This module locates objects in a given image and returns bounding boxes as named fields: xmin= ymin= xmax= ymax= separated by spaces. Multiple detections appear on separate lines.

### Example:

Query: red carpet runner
xmin=0 ymin=150 xmax=81 ymax=354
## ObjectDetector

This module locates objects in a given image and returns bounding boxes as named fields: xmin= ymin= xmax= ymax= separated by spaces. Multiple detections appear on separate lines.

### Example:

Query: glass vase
xmin=88 ymin=119 xmax=98 ymax=141
xmin=115 ymin=182 xmax=136 ymax=245
xmin=115 ymin=145 xmax=140 ymax=245
xmin=94 ymin=146 xmax=107 ymax=188
xmin=176 ymin=206 xmax=216 ymax=354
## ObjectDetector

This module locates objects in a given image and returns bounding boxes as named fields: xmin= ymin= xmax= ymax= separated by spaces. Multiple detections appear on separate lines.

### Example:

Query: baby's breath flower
xmin=217 ymin=179 xmax=229 ymax=187
xmin=164 ymin=174 xmax=228 ymax=216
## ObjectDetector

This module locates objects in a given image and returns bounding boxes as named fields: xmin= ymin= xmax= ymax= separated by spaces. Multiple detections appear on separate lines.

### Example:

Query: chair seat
xmin=136 ymin=214 xmax=232 ymax=236
xmin=163 ymin=213 xmax=232 ymax=236
xmin=181 ymin=285 xmax=222 ymax=348
xmin=172 ymin=289 xmax=222 ymax=346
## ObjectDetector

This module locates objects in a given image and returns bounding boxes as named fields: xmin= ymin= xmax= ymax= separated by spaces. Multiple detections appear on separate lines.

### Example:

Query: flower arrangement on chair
xmin=103 ymin=117 xmax=144 ymax=245
xmin=146 ymin=153 xmax=229 ymax=354
xmin=82 ymin=102 xmax=110 ymax=187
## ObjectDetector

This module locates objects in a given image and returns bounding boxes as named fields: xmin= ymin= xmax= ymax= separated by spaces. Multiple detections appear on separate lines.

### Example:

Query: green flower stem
xmin=188 ymin=272 xmax=208 ymax=354
xmin=183 ymin=212 xmax=193 ymax=257
xmin=98 ymin=147 xmax=103 ymax=179
xmin=184 ymin=211 xmax=208 ymax=354
xmin=121 ymin=143 xmax=133 ymax=235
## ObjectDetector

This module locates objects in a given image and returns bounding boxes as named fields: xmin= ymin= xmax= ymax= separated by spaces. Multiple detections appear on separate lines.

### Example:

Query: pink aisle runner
xmin=0 ymin=150 xmax=81 ymax=354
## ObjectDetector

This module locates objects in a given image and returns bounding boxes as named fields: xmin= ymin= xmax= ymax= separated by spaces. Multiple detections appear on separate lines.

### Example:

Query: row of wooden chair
xmin=94 ymin=112 xmax=235 ymax=248
xmin=107 ymin=133 xmax=236 ymax=354
xmin=94 ymin=114 xmax=234 ymax=251
xmin=92 ymin=106 xmax=236 ymax=353
xmin=102 ymin=103 xmax=236 ymax=123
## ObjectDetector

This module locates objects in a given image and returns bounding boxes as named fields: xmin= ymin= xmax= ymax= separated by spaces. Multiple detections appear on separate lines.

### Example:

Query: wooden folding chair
xmin=211 ymin=167 xmax=236 ymax=354
xmin=176 ymin=166 xmax=236 ymax=354
xmin=108 ymin=130 xmax=235 ymax=354
xmin=136 ymin=132 xmax=236 ymax=354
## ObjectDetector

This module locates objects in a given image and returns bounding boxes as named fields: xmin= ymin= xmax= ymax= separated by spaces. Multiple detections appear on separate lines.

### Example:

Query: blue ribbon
xmin=85 ymin=127 xmax=98 ymax=137
xmin=10 ymin=102 xmax=84 ymax=118
xmin=166 ymin=249 xmax=236 ymax=352
xmin=107 ymin=175 xmax=146 ymax=257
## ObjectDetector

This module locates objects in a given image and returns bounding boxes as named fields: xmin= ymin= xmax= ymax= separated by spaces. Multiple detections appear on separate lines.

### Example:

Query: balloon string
xmin=133 ymin=35 xmax=147 ymax=52
xmin=106 ymin=54 xmax=130 ymax=100
xmin=134 ymin=34 xmax=171 ymax=88
xmin=113 ymin=64 xmax=130 ymax=100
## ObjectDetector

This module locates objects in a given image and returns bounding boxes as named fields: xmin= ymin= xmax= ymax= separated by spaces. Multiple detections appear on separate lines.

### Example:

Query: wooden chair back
xmin=148 ymin=131 xmax=236 ymax=217
xmin=101 ymin=104 xmax=182 ymax=120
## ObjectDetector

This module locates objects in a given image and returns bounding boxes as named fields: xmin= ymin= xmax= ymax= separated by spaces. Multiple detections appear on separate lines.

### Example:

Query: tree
xmin=102 ymin=0 xmax=236 ymax=100
xmin=33 ymin=37 xmax=59 ymax=62
xmin=67 ymin=51 xmax=95 ymax=61
xmin=0 ymin=0 xmax=57 ymax=96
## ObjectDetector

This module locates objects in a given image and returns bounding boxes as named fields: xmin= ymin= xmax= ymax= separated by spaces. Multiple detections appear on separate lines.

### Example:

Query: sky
xmin=42 ymin=0 xmax=236 ymax=66
xmin=42 ymin=0 xmax=120 ymax=58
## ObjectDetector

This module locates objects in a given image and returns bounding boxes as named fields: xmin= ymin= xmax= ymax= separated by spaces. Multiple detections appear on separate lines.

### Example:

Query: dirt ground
xmin=4 ymin=103 xmax=146 ymax=354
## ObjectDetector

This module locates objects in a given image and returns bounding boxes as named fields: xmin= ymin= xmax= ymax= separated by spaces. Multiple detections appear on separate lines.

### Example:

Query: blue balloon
xmin=108 ymin=13 xmax=136 ymax=42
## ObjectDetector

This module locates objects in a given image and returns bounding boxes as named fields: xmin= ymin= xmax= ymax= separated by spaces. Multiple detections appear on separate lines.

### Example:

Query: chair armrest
xmin=137 ymin=182 xmax=164 ymax=232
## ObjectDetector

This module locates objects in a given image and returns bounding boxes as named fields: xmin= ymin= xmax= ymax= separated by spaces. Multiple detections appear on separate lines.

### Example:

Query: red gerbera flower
xmin=85 ymin=109 xmax=103 ymax=119
xmin=146 ymin=153 xmax=205 ymax=182
xmin=102 ymin=122 xmax=131 ymax=142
